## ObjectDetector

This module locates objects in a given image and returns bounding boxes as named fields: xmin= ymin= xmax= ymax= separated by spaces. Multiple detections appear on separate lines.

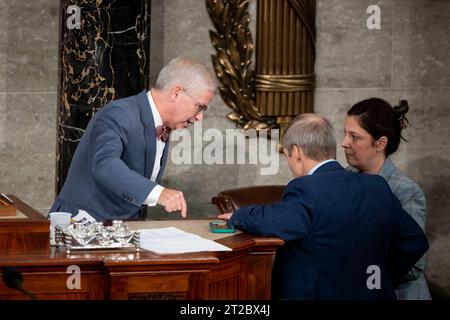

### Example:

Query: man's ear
xmin=168 ymin=85 xmax=183 ymax=102
xmin=375 ymin=136 xmax=388 ymax=152
xmin=291 ymin=145 xmax=303 ymax=161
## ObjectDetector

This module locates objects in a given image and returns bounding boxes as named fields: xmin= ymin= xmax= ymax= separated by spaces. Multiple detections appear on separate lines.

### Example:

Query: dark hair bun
xmin=393 ymin=99 xmax=410 ymax=129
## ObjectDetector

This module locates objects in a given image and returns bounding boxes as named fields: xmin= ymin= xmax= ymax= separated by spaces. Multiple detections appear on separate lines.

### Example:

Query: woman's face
xmin=342 ymin=116 xmax=380 ymax=171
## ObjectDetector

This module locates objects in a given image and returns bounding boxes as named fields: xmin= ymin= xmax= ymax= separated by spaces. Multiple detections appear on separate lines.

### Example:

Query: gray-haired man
xmin=219 ymin=113 xmax=428 ymax=300
xmin=50 ymin=57 xmax=218 ymax=221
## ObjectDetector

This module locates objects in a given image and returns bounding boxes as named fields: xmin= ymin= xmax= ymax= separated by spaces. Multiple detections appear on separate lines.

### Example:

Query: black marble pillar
xmin=56 ymin=0 xmax=151 ymax=193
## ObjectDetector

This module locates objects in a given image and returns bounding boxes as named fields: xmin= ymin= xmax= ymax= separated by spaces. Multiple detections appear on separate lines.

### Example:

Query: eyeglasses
xmin=182 ymin=89 xmax=208 ymax=114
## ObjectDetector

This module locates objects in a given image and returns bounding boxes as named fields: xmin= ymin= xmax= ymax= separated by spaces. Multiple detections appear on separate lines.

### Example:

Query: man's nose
xmin=195 ymin=112 xmax=204 ymax=121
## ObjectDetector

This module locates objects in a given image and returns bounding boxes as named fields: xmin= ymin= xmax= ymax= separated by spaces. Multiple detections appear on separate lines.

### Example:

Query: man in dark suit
xmin=50 ymin=57 xmax=217 ymax=221
xmin=218 ymin=114 xmax=429 ymax=300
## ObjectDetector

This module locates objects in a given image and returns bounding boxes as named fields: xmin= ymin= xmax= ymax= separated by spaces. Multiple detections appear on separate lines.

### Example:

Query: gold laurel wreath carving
xmin=206 ymin=0 xmax=277 ymax=132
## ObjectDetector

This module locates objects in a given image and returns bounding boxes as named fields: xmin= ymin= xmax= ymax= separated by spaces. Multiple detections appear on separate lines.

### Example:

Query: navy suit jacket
xmin=229 ymin=161 xmax=429 ymax=300
xmin=50 ymin=91 xmax=170 ymax=221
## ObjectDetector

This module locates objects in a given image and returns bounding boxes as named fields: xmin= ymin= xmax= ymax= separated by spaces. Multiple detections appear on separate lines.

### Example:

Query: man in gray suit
xmin=50 ymin=57 xmax=218 ymax=221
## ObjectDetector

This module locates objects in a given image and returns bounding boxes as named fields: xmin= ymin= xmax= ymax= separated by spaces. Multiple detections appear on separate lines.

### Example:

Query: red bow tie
xmin=155 ymin=125 xmax=171 ymax=142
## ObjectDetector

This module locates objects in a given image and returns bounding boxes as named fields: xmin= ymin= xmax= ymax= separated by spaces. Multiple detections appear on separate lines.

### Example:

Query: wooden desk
xmin=0 ymin=195 xmax=50 ymax=254
xmin=0 ymin=198 xmax=284 ymax=300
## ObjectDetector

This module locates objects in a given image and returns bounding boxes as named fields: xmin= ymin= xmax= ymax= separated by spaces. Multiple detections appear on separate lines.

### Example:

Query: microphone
xmin=2 ymin=266 xmax=37 ymax=300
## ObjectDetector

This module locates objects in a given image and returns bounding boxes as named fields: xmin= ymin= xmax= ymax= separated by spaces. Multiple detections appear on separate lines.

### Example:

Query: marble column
xmin=57 ymin=0 xmax=151 ymax=193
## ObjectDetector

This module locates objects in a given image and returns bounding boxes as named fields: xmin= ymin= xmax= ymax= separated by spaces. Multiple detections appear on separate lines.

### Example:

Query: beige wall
xmin=0 ymin=0 xmax=58 ymax=213
xmin=0 ymin=0 xmax=449 ymax=297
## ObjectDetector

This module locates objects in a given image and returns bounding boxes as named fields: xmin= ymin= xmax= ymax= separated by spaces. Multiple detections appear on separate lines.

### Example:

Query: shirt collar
xmin=308 ymin=159 xmax=337 ymax=175
xmin=379 ymin=157 xmax=396 ymax=179
xmin=147 ymin=91 xmax=163 ymax=127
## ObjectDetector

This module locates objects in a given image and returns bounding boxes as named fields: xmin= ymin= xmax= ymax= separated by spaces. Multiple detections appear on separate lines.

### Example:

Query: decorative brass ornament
xmin=207 ymin=0 xmax=316 ymax=138
xmin=206 ymin=0 xmax=277 ymax=133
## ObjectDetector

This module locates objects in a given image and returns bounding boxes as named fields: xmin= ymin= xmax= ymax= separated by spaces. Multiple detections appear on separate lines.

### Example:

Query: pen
xmin=0 ymin=193 xmax=14 ymax=204
xmin=0 ymin=198 xmax=8 ymax=206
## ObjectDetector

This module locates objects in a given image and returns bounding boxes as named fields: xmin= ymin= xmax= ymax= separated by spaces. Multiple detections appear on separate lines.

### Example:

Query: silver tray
xmin=59 ymin=242 xmax=137 ymax=251
xmin=55 ymin=225 xmax=141 ymax=253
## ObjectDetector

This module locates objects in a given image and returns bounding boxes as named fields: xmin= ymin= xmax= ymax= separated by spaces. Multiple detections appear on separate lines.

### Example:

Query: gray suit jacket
xmin=50 ymin=91 xmax=170 ymax=221
xmin=379 ymin=158 xmax=431 ymax=300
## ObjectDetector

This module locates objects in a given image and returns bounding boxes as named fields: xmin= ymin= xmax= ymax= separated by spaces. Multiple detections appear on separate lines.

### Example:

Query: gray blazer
xmin=379 ymin=158 xmax=431 ymax=300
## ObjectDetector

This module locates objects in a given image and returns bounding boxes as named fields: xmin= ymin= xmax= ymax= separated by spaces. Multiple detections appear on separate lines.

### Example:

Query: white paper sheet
xmin=138 ymin=227 xmax=232 ymax=254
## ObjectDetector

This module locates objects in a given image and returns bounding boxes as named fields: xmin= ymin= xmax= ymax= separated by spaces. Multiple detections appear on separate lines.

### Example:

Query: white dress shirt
xmin=143 ymin=91 xmax=165 ymax=206
xmin=307 ymin=159 xmax=336 ymax=175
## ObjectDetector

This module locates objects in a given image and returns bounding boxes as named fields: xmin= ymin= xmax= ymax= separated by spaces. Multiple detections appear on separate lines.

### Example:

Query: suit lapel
xmin=156 ymin=140 xmax=170 ymax=183
xmin=137 ymin=90 xmax=157 ymax=179
xmin=143 ymin=127 xmax=156 ymax=179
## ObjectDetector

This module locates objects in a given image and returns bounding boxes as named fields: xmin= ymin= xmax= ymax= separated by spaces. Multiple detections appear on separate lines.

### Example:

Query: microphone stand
xmin=2 ymin=266 xmax=37 ymax=300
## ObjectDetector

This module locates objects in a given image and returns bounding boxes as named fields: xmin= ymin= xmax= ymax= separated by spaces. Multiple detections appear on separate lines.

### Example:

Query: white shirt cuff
xmin=144 ymin=185 xmax=164 ymax=206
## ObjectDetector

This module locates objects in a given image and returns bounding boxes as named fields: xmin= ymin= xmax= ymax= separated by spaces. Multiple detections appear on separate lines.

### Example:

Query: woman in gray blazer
xmin=342 ymin=98 xmax=431 ymax=300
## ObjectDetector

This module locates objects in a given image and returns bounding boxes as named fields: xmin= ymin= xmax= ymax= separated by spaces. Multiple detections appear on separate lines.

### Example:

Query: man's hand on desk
xmin=218 ymin=213 xmax=233 ymax=220
xmin=157 ymin=188 xmax=187 ymax=217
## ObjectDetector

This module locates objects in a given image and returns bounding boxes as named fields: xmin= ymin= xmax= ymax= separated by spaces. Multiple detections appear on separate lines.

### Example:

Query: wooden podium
xmin=0 ymin=197 xmax=284 ymax=300
xmin=0 ymin=195 xmax=50 ymax=254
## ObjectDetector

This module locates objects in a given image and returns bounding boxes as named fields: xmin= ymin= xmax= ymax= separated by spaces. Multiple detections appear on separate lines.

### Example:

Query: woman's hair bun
xmin=393 ymin=99 xmax=410 ymax=129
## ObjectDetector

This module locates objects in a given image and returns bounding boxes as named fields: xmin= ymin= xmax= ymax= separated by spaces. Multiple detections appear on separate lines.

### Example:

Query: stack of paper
xmin=138 ymin=227 xmax=232 ymax=254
